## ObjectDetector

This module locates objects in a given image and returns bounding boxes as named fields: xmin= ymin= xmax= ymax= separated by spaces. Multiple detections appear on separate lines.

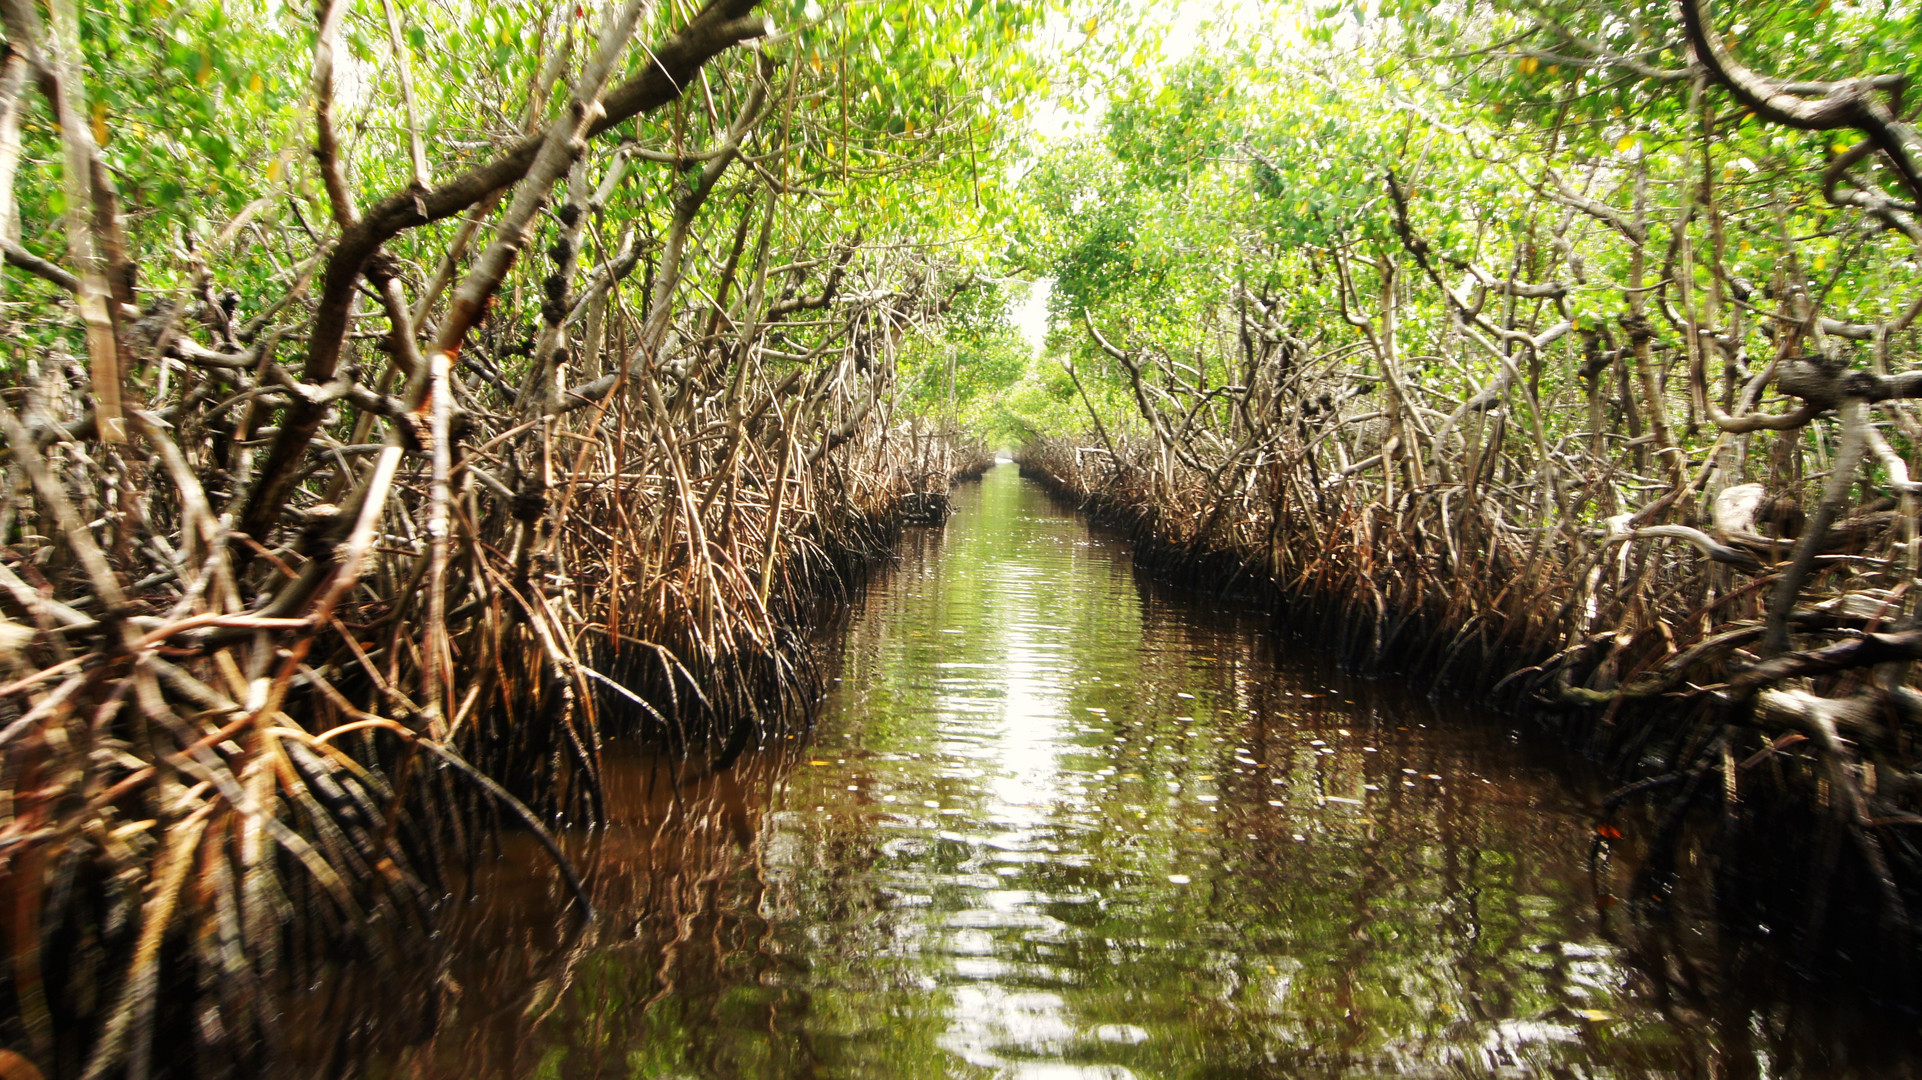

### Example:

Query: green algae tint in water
xmin=391 ymin=464 xmax=1718 ymax=1078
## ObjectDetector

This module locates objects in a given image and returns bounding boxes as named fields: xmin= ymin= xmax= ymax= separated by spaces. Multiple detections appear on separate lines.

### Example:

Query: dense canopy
xmin=1 ymin=0 xmax=1921 ymax=1072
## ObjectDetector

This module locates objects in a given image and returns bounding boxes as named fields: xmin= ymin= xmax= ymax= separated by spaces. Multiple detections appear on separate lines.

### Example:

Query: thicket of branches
xmin=0 ymin=0 xmax=1023 ymax=1073
xmin=1019 ymin=0 xmax=1922 ymax=964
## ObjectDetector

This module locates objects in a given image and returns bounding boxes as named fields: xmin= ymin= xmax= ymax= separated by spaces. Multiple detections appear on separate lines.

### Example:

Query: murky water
xmin=338 ymin=463 xmax=1913 ymax=1079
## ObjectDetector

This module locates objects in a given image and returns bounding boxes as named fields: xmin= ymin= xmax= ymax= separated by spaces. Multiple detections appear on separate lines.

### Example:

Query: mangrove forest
xmin=0 ymin=0 xmax=1918 ymax=1075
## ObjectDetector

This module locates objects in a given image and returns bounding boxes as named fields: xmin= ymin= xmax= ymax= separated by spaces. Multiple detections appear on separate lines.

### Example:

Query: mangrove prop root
xmin=0 ymin=0 xmax=1002 ymax=1070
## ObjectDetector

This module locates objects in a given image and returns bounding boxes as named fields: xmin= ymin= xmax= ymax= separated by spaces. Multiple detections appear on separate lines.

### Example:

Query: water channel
xmin=333 ymin=462 xmax=1913 ymax=1079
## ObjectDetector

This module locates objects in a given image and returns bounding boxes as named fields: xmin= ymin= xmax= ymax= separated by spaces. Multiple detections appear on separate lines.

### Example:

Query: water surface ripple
xmin=374 ymin=463 xmax=1898 ymax=1079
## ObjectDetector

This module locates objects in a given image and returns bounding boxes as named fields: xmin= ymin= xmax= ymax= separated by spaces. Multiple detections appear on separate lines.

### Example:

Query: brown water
xmin=327 ymin=462 xmax=1913 ymax=1079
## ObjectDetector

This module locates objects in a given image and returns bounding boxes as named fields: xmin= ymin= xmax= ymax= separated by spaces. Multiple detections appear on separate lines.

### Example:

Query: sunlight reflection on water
xmin=745 ymin=464 xmax=1666 ymax=1077
xmin=336 ymin=462 xmax=1883 ymax=1079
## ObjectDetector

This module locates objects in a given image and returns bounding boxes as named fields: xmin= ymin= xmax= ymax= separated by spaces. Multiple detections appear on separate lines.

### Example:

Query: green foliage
xmin=1104 ymin=58 xmax=1241 ymax=190
xmin=1011 ymin=0 xmax=1922 ymax=467
xmin=898 ymin=280 xmax=1036 ymax=441
xmin=1014 ymin=142 xmax=1157 ymax=321
xmin=6 ymin=0 xmax=1057 ymax=392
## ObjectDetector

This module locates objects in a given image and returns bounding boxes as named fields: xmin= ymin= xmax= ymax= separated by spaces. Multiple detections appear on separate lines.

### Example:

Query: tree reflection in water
xmin=299 ymin=465 xmax=1922 ymax=1080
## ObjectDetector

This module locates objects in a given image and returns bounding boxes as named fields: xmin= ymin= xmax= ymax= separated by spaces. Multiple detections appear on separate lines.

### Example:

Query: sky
xmin=1011 ymin=278 xmax=1053 ymax=355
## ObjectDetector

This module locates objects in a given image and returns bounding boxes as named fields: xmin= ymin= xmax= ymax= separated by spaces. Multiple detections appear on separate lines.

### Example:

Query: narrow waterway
xmin=337 ymin=463 xmax=1909 ymax=1079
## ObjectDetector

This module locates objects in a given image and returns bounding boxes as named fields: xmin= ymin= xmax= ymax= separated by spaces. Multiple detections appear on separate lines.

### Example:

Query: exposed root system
xmin=0 ymin=1 xmax=998 ymax=1070
xmin=1021 ymin=426 xmax=1922 ymax=982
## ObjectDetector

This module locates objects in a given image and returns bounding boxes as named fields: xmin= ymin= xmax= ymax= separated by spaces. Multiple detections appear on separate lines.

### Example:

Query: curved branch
xmin=237 ymin=0 xmax=769 ymax=541
xmin=1682 ymin=0 xmax=1922 ymax=203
